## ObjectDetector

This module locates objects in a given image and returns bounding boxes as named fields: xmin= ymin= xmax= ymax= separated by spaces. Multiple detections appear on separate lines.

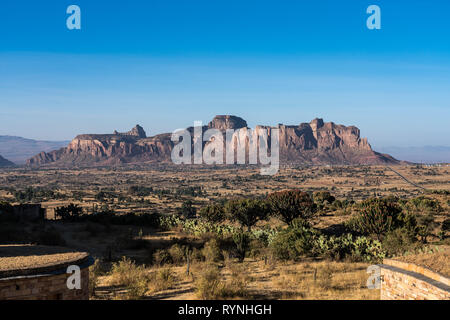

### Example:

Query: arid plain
xmin=0 ymin=164 xmax=448 ymax=299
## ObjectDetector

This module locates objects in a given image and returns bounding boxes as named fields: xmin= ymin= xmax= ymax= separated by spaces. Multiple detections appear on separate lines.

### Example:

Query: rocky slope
xmin=26 ymin=116 xmax=399 ymax=167
xmin=0 ymin=155 xmax=14 ymax=167
xmin=0 ymin=136 xmax=69 ymax=164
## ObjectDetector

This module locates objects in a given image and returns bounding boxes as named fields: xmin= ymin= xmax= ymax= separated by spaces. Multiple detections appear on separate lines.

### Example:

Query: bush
xmin=178 ymin=200 xmax=197 ymax=219
xmin=89 ymin=259 xmax=104 ymax=297
xmin=267 ymin=190 xmax=316 ymax=225
xmin=224 ymin=198 xmax=269 ymax=231
xmin=195 ymin=265 xmax=224 ymax=299
xmin=406 ymin=196 xmax=442 ymax=214
xmin=148 ymin=267 xmax=177 ymax=293
xmin=382 ymin=228 xmax=419 ymax=256
xmin=232 ymin=231 xmax=251 ymax=262
xmin=168 ymin=244 xmax=186 ymax=265
xmin=153 ymin=249 xmax=173 ymax=266
xmin=269 ymin=220 xmax=385 ymax=263
xmin=349 ymin=198 xmax=403 ymax=240
xmin=109 ymin=257 xmax=151 ymax=299
xmin=202 ymin=238 xmax=223 ymax=263
xmin=199 ymin=204 xmax=225 ymax=223
xmin=55 ymin=203 xmax=83 ymax=221
xmin=416 ymin=214 xmax=438 ymax=243
xmin=270 ymin=221 xmax=319 ymax=261
xmin=221 ymin=263 xmax=250 ymax=298
xmin=313 ymin=234 xmax=354 ymax=261
xmin=313 ymin=191 xmax=336 ymax=211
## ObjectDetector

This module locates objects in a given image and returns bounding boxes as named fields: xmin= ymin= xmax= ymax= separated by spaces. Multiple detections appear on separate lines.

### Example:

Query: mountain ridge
xmin=0 ymin=135 xmax=70 ymax=164
xmin=26 ymin=116 xmax=400 ymax=167
xmin=0 ymin=155 xmax=14 ymax=167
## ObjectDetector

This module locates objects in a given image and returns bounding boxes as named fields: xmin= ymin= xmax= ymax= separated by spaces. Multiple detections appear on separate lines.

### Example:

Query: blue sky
xmin=0 ymin=0 xmax=449 ymax=148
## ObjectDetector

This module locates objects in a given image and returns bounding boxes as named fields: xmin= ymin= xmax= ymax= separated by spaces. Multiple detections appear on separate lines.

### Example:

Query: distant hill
xmin=0 ymin=136 xmax=69 ymax=164
xmin=0 ymin=155 xmax=14 ymax=167
xmin=27 ymin=116 xmax=400 ymax=167
xmin=376 ymin=146 xmax=450 ymax=164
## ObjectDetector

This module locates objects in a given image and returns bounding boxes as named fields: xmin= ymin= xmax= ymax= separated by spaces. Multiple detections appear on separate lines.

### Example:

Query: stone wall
xmin=380 ymin=259 xmax=450 ymax=300
xmin=12 ymin=204 xmax=45 ymax=221
xmin=0 ymin=267 xmax=89 ymax=300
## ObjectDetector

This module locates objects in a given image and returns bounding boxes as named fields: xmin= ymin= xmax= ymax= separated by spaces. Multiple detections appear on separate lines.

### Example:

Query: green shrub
xmin=348 ymin=198 xmax=403 ymax=240
xmin=416 ymin=214 xmax=438 ymax=243
xmin=55 ymin=203 xmax=83 ymax=221
xmin=270 ymin=222 xmax=319 ymax=260
xmin=405 ymin=196 xmax=442 ymax=214
xmin=224 ymin=198 xmax=269 ymax=231
xmin=168 ymin=244 xmax=186 ymax=265
xmin=382 ymin=228 xmax=419 ymax=256
xmin=153 ymin=249 xmax=173 ymax=266
xmin=178 ymin=200 xmax=197 ymax=219
xmin=199 ymin=204 xmax=225 ymax=223
xmin=267 ymin=189 xmax=316 ymax=225
xmin=232 ymin=231 xmax=251 ymax=262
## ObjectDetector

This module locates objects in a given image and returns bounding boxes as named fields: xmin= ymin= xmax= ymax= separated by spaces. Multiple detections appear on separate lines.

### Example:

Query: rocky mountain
xmin=0 ymin=155 xmax=14 ymax=167
xmin=0 ymin=136 xmax=69 ymax=164
xmin=26 ymin=116 xmax=399 ymax=167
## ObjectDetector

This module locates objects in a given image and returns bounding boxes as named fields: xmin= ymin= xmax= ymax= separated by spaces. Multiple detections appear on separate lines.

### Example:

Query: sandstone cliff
xmin=26 ymin=117 xmax=399 ymax=167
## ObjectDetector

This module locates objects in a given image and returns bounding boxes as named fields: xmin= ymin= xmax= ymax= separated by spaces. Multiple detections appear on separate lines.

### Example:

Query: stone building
xmin=12 ymin=204 xmax=45 ymax=221
xmin=0 ymin=245 xmax=93 ymax=300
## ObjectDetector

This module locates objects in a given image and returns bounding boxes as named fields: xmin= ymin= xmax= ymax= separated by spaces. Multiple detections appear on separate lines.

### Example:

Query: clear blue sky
xmin=0 ymin=0 xmax=449 ymax=148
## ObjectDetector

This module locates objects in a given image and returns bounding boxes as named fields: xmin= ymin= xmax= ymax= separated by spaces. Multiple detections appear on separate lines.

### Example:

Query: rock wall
xmin=0 ymin=267 xmax=89 ymax=300
xmin=380 ymin=259 xmax=450 ymax=300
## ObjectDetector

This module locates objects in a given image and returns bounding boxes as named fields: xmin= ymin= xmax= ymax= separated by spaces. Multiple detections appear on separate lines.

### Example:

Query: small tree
xmin=178 ymin=200 xmax=196 ymax=219
xmin=199 ymin=204 xmax=225 ymax=223
xmin=313 ymin=191 xmax=335 ymax=205
xmin=232 ymin=231 xmax=251 ymax=262
xmin=224 ymin=198 xmax=269 ymax=231
xmin=55 ymin=203 xmax=83 ymax=221
xmin=267 ymin=190 xmax=316 ymax=225
xmin=416 ymin=214 xmax=438 ymax=243
xmin=350 ymin=198 xmax=403 ymax=240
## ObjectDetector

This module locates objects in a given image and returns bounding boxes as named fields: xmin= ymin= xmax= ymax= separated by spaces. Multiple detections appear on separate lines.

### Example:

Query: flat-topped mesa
xmin=208 ymin=115 xmax=247 ymax=130
xmin=113 ymin=125 xmax=147 ymax=138
xmin=26 ymin=116 xmax=400 ymax=166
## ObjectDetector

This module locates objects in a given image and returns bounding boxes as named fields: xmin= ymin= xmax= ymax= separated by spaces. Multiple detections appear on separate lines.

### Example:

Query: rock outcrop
xmin=208 ymin=115 xmax=247 ymax=130
xmin=26 ymin=116 xmax=399 ymax=167
xmin=113 ymin=125 xmax=147 ymax=138
xmin=0 ymin=155 xmax=14 ymax=167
